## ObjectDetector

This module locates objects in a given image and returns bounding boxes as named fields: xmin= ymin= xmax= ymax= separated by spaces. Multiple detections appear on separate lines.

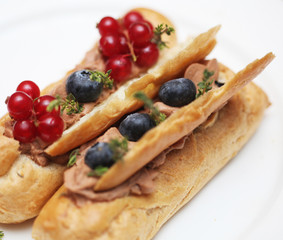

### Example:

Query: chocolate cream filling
xmin=64 ymin=127 xmax=188 ymax=206
xmin=64 ymin=59 xmax=223 ymax=204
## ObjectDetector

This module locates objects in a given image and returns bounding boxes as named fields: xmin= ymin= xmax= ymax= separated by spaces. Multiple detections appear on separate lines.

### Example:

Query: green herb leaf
xmin=63 ymin=94 xmax=84 ymax=115
xmin=0 ymin=231 xmax=4 ymax=240
xmin=46 ymin=95 xmax=61 ymax=112
xmin=109 ymin=137 xmax=128 ymax=162
xmin=89 ymin=70 xmax=114 ymax=89
xmin=134 ymin=91 xmax=166 ymax=125
xmin=88 ymin=166 xmax=109 ymax=177
xmin=152 ymin=23 xmax=175 ymax=49
xmin=47 ymin=94 xmax=84 ymax=116
xmin=196 ymin=69 xmax=215 ymax=98
xmin=67 ymin=149 xmax=80 ymax=167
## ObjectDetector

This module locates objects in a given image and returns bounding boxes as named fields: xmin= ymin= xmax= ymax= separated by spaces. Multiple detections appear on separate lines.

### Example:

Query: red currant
xmin=34 ymin=95 xmax=60 ymax=119
xmin=143 ymin=20 xmax=154 ymax=33
xmin=135 ymin=43 xmax=159 ymax=67
xmin=99 ymin=34 xmax=123 ymax=57
xmin=16 ymin=80 xmax=40 ymax=100
xmin=105 ymin=55 xmax=132 ymax=83
xmin=13 ymin=120 xmax=37 ymax=143
xmin=119 ymin=33 xmax=130 ymax=54
xmin=123 ymin=11 xmax=144 ymax=29
xmin=37 ymin=114 xmax=64 ymax=143
xmin=97 ymin=16 xmax=120 ymax=36
xmin=7 ymin=92 xmax=33 ymax=120
xmin=128 ymin=22 xmax=153 ymax=47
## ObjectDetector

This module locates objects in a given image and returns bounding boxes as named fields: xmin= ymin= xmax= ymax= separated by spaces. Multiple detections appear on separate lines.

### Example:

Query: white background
xmin=0 ymin=0 xmax=282 ymax=239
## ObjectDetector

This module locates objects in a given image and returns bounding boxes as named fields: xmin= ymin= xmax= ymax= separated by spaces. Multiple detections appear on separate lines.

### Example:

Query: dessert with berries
xmin=1 ymin=7 xmax=263 ymax=228
xmin=33 ymin=49 xmax=274 ymax=240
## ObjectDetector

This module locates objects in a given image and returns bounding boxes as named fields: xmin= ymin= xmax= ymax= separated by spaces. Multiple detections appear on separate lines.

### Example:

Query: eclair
xmin=32 ymin=51 xmax=274 ymax=240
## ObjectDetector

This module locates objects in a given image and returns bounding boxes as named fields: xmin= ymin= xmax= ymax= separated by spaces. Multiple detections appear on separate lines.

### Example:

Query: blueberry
xmin=119 ymin=113 xmax=155 ymax=142
xmin=215 ymin=80 xmax=225 ymax=87
xmin=85 ymin=142 xmax=114 ymax=169
xmin=158 ymin=78 xmax=196 ymax=107
xmin=66 ymin=70 xmax=103 ymax=103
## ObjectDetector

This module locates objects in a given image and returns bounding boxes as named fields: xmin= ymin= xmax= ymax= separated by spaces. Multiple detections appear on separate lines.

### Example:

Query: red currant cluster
xmin=97 ymin=11 xmax=159 ymax=83
xmin=6 ymin=81 xmax=64 ymax=143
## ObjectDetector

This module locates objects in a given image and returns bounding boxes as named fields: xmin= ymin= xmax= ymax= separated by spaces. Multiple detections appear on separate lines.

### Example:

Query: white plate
xmin=0 ymin=0 xmax=283 ymax=239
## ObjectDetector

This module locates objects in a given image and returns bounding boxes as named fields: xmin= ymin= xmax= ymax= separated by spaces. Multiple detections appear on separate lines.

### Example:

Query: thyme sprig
xmin=47 ymin=93 xmax=84 ymax=115
xmin=152 ymin=24 xmax=175 ymax=49
xmin=67 ymin=149 xmax=80 ymax=167
xmin=109 ymin=137 xmax=128 ymax=162
xmin=196 ymin=69 xmax=215 ymax=98
xmin=134 ymin=91 xmax=166 ymax=125
xmin=88 ymin=166 xmax=109 ymax=177
xmin=89 ymin=70 xmax=113 ymax=89
xmin=0 ymin=231 xmax=4 ymax=240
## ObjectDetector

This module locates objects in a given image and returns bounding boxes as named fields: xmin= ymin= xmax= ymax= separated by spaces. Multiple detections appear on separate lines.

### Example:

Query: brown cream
xmin=153 ymin=102 xmax=178 ymax=116
xmin=20 ymin=140 xmax=49 ymax=166
xmin=184 ymin=58 xmax=219 ymax=88
xmin=4 ymin=119 xmax=69 ymax=166
xmin=64 ymin=127 xmax=152 ymax=204
xmin=3 ymin=120 xmax=13 ymax=139
xmin=64 ymin=127 xmax=189 ymax=205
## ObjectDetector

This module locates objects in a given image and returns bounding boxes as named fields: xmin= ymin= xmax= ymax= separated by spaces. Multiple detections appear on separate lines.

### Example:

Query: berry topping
xmin=119 ymin=113 xmax=155 ymax=141
xmin=118 ymin=33 xmax=130 ymax=54
xmin=96 ymin=11 xmax=175 ymax=85
xmin=16 ymin=80 xmax=40 ymax=100
xmin=37 ymin=114 xmax=64 ymax=143
xmin=99 ymin=34 xmax=123 ymax=57
xmin=85 ymin=142 xmax=114 ymax=169
xmin=6 ymin=81 xmax=65 ymax=144
xmin=105 ymin=55 xmax=132 ymax=83
xmin=123 ymin=11 xmax=144 ymax=29
xmin=34 ymin=95 xmax=60 ymax=118
xmin=135 ymin=42 xmax=159 ymax=67
xmin=143 ymin=20 xmax=154 ymax=32
xmin=13 ymin=120 xmax=37 ymax=143
xmin=66 ymin=70 xmax=103 ymax=103
xmin=128 ymin=22 xmax=153 ymax=47
xmin=215 ymin=80 xmax=225 ymax=87
xmin=158 ymin=78 xmax=196 ymax=107
xmin=97 ymin=16 xmax=120 ymax=36
xmin=7 ymin=91 xmax=33 ymax=120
